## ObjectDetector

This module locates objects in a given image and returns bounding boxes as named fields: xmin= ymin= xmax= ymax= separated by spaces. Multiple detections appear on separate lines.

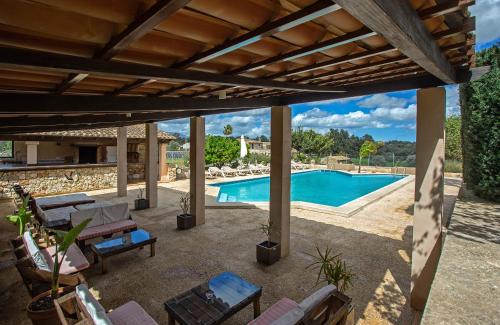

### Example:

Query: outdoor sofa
xmin=55 ymin=284 xmax=158 ymax=325
xmin=70 ymin=202 xmax=137 ymax=248
xmin=248 ymin=285 xmax=353 ymax=325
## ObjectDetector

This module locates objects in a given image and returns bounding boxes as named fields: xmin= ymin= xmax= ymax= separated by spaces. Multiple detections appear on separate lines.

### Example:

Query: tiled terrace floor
xmin=0 ymin=177 xmax=461 ymax=324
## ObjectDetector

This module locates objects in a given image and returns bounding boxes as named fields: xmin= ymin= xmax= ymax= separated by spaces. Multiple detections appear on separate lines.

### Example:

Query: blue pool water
xmin=213 ymin=170 xmax=405 ymax=207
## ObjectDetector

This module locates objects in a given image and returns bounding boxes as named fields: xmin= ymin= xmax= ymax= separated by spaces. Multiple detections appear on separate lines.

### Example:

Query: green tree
xmin=292 ymin=128 xmax=333 ymax=157
xmin=167 ymin=141 xmax=181 ymax=151
xmin=445 ymin=115 xmax=462 ymax=160
xmin=205 ymin=135 xmax=240 ymax=167
xmin=223 ymin=124 xmax=233 ymax=136
xmin=460 ymin=45 xmax=500 ymax=202
xmin=358 ymin=140 xmax=382 ymax=172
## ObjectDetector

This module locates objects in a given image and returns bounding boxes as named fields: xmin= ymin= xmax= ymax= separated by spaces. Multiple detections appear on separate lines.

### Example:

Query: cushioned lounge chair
xmin=221 ymin=166 xmax=238 ymax=177
xmin=11 ymin=234 xmax=86 ymax=297
xmin=248 ymin=285 xmax=353 ymax=325
xmin=55 ymin=284 xmax=158 ymax=325
xmin=22 ymin=230 xmax=90 ymax=274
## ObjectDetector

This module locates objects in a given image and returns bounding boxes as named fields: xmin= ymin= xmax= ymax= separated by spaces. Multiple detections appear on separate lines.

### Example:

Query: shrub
xmin=205 ymin=135 xmax=240 ymax=167
xmin=460 ymin=45 xmax=500 ymax=202
xmin=445 ymin=160 xmax=463 ymax=173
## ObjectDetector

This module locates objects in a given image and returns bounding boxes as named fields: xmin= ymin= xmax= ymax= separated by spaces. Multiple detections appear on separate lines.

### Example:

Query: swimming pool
xmin=212 ymin=170 xmax=406 ymax=207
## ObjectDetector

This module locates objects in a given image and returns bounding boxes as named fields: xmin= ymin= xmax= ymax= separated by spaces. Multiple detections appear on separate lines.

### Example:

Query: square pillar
xmin=411 ymin=87 xmax=445 ymax=310
xmin=270 ymin=106 xmax=292 ymax=257
xmin=159 ymin=142 xmax=168 ymax=181
xmin=189 ymin=117 xmax=205 ymax=225
xmin=25 ymin=141 xmax=39 ymax=165
xmin=145 ymin=123 xmax=158 ymax=208
xmin=117 ymin=127 xmax=128 ymax=197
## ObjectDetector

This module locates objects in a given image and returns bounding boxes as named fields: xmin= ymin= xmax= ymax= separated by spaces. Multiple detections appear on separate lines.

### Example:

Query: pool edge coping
xmin=206 ymin=171 xmax=414 ymax=217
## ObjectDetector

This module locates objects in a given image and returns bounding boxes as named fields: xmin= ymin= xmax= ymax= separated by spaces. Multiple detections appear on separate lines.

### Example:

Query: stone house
xmin=0 ymin=125 xmax=175 ymax=198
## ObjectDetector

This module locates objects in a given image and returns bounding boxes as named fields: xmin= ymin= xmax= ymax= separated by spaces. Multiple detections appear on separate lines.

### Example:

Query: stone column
xmin=411 ymin=87 xmax=445 ymax=310
xmin=25 ymin=141 xmax=39 ymax=165
xmin=269 ymin=106 xmax=292 ymax=257
xmin=189 ymin=117 xmax=205 ymax=225
xmin=145 ymin=123 xmax=158 ymax=208
xmin=117 ymin=127 xmax=127 ymax=197
xmin=159 ymin=142 xmax=168 ymax=181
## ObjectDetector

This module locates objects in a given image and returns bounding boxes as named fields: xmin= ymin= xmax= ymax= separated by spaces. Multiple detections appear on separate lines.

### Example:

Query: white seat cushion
xmin=22 ymin=231 xmax=50 ymax=271
xmin=76 ymin=284 xmax=113 ymax=325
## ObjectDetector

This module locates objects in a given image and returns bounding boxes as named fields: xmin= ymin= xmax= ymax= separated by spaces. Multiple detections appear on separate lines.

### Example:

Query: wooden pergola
xmin=0 ymin=0 xmax=479 ymax=311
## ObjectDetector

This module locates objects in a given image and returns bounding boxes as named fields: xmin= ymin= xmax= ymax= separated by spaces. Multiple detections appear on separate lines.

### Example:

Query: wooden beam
xmin=55 ymin=0 xmax=190 ymax=93
xmin=419 ymin=0 xmax=475 ymax=20
xmin=0 ymin=93 xmax=280 ymax=114
xmin=174 ymin=0 xmax=341 ymax=67
xmin=0 ymin=47 xmax=344 ymax=93
xmin=333 ymin=0 xmax=457 ymax=83
xmin=97 ymin=0 xmax=191 ymax=60
xmin=110 ymin=79 xmax=157 ymax=95
xmin=230 ymin=27 xmax=377 ymax=74
xmin=432 ymin=17 xmax=475 ymax=40
xmin=0 ymin=107 xmax=254 ymax=134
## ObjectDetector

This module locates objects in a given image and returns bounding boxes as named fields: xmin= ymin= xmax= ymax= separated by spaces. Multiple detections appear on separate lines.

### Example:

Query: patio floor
xmin=0 ymin=177 xmax=461 ymax=324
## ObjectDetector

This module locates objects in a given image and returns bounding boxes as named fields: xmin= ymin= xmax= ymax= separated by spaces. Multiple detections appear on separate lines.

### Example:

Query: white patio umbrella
xmin=240 ymin=135 xmax=248 ymax=158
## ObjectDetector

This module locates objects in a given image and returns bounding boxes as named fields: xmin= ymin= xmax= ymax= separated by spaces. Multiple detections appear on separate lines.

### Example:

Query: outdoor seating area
xmin=0 ymin=178 xmax=463 ymax=324
xmin=0 ymin=0 xmax=490 ymax=324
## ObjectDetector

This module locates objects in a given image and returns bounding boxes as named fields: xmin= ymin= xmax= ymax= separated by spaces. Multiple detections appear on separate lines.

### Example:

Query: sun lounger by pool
xmin=55 ymin=284 xmax=158 ymax=325
xmin=208 ymin=166 xmax=224 ymax=178
xmin=221 ymin=166 xmax=238 ymax=177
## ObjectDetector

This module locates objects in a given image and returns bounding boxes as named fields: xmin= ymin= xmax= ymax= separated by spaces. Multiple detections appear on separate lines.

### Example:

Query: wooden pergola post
xmin=159 ymin=142 xmax=168 ymax=181
xmin=269 ymin=106 xmax=292 ymax=257
xmin=117 ymin=126 xmax=127 ymax=197
xmin=189 ymin=116 xmax=205 ymax=225
xmin=411 ymin=87 xmax=445 ymax=310
xmin=145 ymin=123 xmax=158 ymax=208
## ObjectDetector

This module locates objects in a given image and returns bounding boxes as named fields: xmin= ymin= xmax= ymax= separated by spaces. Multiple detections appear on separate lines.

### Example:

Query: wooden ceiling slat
xmin=120 ymin=1 xmax=343 ymax=96
xmin=333 ymin=0 xmax=457 ymax=83
xmin=419 ymin=0 xmax=475 ymax=20
xmin=56 ymin=0 xmax=191 ymax=94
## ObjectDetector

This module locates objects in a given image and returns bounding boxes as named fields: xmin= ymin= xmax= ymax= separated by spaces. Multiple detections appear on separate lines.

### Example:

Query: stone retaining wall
xmin=0 ymin=165 xmax=117 ymax=198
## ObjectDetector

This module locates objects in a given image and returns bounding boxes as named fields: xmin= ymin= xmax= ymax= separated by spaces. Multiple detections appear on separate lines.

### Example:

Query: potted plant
xmin=134 ymin=187 xmax=149 ymax=210
xmin=177 ymin=192 xmax=194 ymax=230
xmin=306 ymin=245 xmax=354 ymax=293
xmin=27 ymin=218 xmax=91 ymax=325
xmin=5 ymin=195 xmax=32 ymax=248
xmin=256 ymin=218 xmax=280 ymax=265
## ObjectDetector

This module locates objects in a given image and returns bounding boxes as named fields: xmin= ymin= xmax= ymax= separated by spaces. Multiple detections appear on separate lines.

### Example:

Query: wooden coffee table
xmin=90 ymin=229 xmax=156 ymax=274
xmin=164 ymin=272 xmax=262 ymax=325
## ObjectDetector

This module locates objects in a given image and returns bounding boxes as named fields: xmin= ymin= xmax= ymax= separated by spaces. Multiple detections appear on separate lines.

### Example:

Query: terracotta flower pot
xmin=27 ymin=286 xmax=73 ymax=325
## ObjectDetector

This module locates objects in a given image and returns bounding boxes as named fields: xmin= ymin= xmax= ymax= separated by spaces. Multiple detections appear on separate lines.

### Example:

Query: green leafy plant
xmin=5 ymin=195 xmax=32 ymax=236
xmin=358 ymin=140 xmax=383 ymax=172
xmin=223 ymin=124 xmax=233 ymax=136
xmin=306 ymin=245 xmax=354 ymax=293
xmin=48 ymin=218 xmax=91 ymax=299
xmin=179 ymin=192 xmax=190 ymax=215
xmin=259 ymin=217 xmax=279 ymax=246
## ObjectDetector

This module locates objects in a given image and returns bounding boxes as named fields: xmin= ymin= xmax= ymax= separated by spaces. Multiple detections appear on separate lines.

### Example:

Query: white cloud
xmin=396 ymin=123 xmax=416 ymax=130
xmin=471 ymin=0 xmax=500 ymax=44
xmin=371 ymin=104 xmax=416 ymax=121
xmin=358 ymin=93 xmax=408 ymax=109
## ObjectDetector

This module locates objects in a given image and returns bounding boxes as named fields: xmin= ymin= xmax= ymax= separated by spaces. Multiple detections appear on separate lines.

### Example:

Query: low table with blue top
xmin=164 ymin=272 xmax=262 ymax=325
xmin=90 ymin=229 xmax=156 ymax=274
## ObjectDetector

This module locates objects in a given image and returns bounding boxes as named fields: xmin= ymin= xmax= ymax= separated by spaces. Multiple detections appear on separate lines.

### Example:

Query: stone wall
xmin=128 ymin=163 xmax=145 ymax=180
xmin=0 ymin=164 xmax=117 ymax=199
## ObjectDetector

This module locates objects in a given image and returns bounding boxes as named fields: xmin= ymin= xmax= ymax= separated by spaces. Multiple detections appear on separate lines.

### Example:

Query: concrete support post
xmin=25 ymin=141 xmax=39 ymax=165
xmin=411 ymin=87 xmax=445 ymax=310
xmin=159 ymin=143 xmax=168 ymax=181
xmin=189 ymin=117 xmax=205 ymax=225
xmin=117 ymin=127 xmax=128 ymax=197
xmin=145 ymin=123 xmax=158 ymax=208
xmin=269 ymin=106 xmax=292 ymax=257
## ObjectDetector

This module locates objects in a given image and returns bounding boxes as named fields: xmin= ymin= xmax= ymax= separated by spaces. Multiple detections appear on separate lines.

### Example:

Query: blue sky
xmin=160 ymin=1 xmax=500 ymax=142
